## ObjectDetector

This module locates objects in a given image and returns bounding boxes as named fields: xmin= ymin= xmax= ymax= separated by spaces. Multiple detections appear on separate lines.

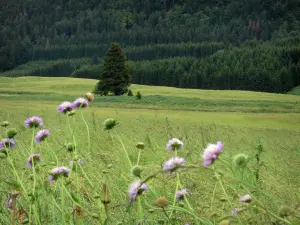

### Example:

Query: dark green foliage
xmin=127 ymin=90 xmax=133 ymax=96
xmin=136 ymin=91 xmax=142 ymax=100
xmin=95 ymin=43 xmax=131 ymax=96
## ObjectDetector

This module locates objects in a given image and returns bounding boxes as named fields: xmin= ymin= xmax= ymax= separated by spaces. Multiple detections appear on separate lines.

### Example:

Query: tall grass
xmin=1 ymin=92 xmax=300 ymax=224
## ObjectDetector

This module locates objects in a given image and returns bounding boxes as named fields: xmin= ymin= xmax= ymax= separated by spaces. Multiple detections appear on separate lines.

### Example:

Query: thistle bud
xmin=6 ymin=128 xmax=17 ymax=138
xmin=278 ymin=205 xmax=294 ymax=217
xmin=136 ymin=142 xmax=145 ymax=149
xmin=65 ymin=143 xmax=75 ymax=152
xmin=0 ymin=152 xmax=7 ymax=158
xmin=1 ymin=121 xmax=9 ymax=127
xmin=67 ymin=110 xmax=76 ymax=116
xmin=103 ymin=118 xmax=118 ymax=131
xmin=154 ymin=196 xmax=168 ymax=208
xmin=233 ymin=154 xmax=248 ymax=168
xmin=131 ymin=165 xmax=142 ymax=177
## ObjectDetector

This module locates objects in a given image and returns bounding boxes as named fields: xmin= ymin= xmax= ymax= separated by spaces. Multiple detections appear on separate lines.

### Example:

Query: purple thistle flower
xmin=166 ymin=138 xmax=183 ymax=152
xmin=35 ymin=129 xmax=50 ymax=143
xmin=57 ymin=101 xmax=74 ymax=114
xmin=0 ymin=138 xmax=16 ymax=149
xmin=24 ymin=116 xmax=43 ymax=128
xmin=202 ymin=141 xmax=223 ymax=167
xmin=6 ymin=197 xmax=13 ymax=209
xmin=48 ymin=166 xmax=71 ymax=184
xmin=239 ymin=194 xmax=252 ymax=203
xmin=27 ymin=153 xmax=41 ymax=168
xmin=72 ymin=97 xmax=88 ymax=109
xmin=231 ymin=207 xmax=246 ymax=216
xmin=176 ymin=188 xmax=190 ymax=202
xmin=128 ymin=181 xmax=149 ymax=201
xmin=163 ymin=157 xmax=185 ymax=173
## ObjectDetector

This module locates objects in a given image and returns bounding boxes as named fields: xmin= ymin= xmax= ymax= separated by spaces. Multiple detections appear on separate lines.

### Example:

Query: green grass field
xmin=1 ymin=77 xmax=300 ymax=224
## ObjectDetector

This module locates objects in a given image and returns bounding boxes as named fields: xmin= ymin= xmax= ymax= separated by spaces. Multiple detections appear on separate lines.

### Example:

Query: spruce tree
xmin=95 ymin=43 xmax=131 ymax=95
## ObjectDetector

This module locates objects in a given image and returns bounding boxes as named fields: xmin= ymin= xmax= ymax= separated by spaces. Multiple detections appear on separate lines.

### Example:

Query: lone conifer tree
xmin=95 ymin=43 xmax=131 ymax=95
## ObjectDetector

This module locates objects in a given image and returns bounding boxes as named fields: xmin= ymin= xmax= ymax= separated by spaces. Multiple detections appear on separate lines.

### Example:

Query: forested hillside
xmin=1 ymin=0 xmax=300 ymax=93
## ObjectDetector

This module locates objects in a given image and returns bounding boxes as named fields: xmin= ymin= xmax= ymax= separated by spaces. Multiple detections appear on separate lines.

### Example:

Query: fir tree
xmin=95 ymin=43 xmax=131 ymax=95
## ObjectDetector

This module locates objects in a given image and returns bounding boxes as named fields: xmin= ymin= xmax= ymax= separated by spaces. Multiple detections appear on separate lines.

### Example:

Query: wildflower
xmin=239 ymin=194 xmax=252 ymax=203
xmin=48 ymin=166 xmax=71 ymax=183
xmin=24 ymin=116 xmax=43 ymax=128
xmin=163 ymin=157 xmax=185 ymax=173
xmin=131 ymin=165 xmax=142 ymax=177
xmin=234 ymin=154 xmax=248 ymax=168
xmin=65 ymin=142 xmax=75 ymax=152
xmin=6 ymin=191 xmax=19 ymax=210
xmin=176 ymin=188 xmax=190 ymax=202
xmin=67 ymin=110 xmax=76 ymax=116
xmin=27 ymin=154 xmax=41 ymax=168
xmin=0 ymin=138 xmax=16 ymax=149
xmin=136 ymin=142 xmax=145 ymax=149
xmin=104 ymin=118 xmax=118 ymax=130
xmin=85 ymin=92 xmax=94 ymax=102
xmin=202 ymin=141 xmax=223 ymax=167
xmin=231 ymin=207 xmax=246 ymax=216
xmin=128 ymin=181 xmax=148 ymax=201
xmin=154 ymin=196 xmax=168 ymax=208
xmin=72 ymin=97 xmax=88 ymax=109
xmin=166 ymin=138 xmax=183 ymax=152
xmin=35 ymin=129 xmax=50 ymax=143
xmin=1 ymin=121 xmax=9 ymax=127
xmin=6 ymin=128 xmax=17 ymax=138
xmin=57 ymin=101 xmax=73 ymax=114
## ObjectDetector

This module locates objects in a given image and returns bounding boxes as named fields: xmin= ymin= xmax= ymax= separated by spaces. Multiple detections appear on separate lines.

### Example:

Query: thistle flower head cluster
xmin=166 ymin=138 xmax=183 ymax=152
xmin=27 ymin=153 xmax=42 ymax=168
xmin=176 ymin=188 xmax=189 ymax=202
xmin=163 ymin=157 xmax=185 ymax=173
xmin=35 ymin=129 xmax=50 ymax=143
xmin=0 ymin=138 xmax=16 ymax=149
xmin=48 ymin=166 xmax=71 ymax=183
xmin=24 ymin=116 xmax=43 ymax=128
xmin=72 ymin=97 xmax=88 ymax=109
xmin=57 ymin=101 xmax=74 ymax=114
xmin=202 ymin=141 xmax=223 ymax=167
xmin=128 ymin=181 xmax=148 ymax=201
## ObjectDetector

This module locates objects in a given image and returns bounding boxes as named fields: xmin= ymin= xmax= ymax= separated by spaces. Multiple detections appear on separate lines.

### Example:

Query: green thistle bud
xmin=278 ymin=205 xmax=294 ymax=217
xmin=6 ymin=128 xmax=17 ymax=138
xmin=103 ymin=118 xmax=118 ymax=131
xmin=65 ymin=143 xmax=75 ymax=152
xmin=154 ymin=196 xmax=168 ymax=208
xmin=233 ymin=154 xmax=248 ymax=168
xmin=73 ymin=155 xmax=79 ymax=161
xmin=1 ymin=121 xmax=9 ymax=127
xmin=67 ymin=110 xmax=76 ymax=116
xmin=136 ymin=142 xmax=145 ymax=149
xmin=107 ymin=164 xmax=113 ymax=169
xmin=131 ymin=165 xmax=142 ymax=177
xmin=0 ymin=152 xmax=7 ymax=159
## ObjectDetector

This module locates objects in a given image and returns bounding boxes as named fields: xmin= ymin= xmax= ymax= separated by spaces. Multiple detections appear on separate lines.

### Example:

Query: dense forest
xmin=1 ymin=0 xmax=300 ymax=93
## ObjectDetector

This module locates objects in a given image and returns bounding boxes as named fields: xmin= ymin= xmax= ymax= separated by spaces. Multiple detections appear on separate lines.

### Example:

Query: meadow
xmin=1 ymin=77 xmax=300 ymax=225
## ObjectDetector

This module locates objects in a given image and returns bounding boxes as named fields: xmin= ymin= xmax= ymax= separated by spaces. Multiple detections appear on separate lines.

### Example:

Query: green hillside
xmin=1 ymin=0 xmax=300 ymax=93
